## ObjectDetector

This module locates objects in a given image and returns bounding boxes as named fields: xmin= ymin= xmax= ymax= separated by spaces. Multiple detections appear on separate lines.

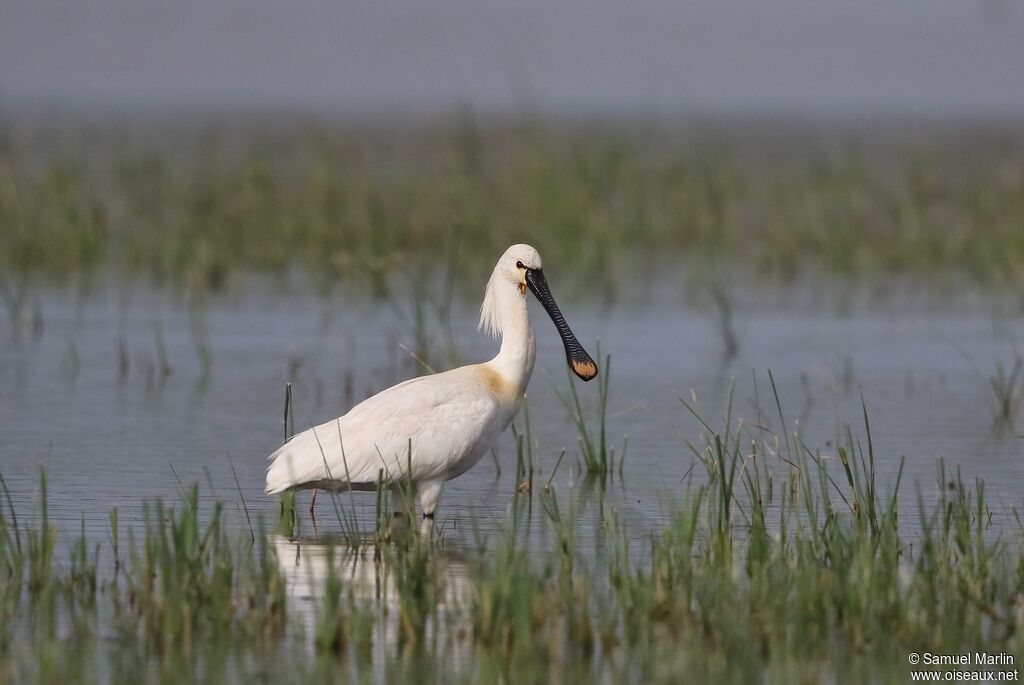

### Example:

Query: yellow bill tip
xmin=571 ymin=359 xmax=598 ymax=382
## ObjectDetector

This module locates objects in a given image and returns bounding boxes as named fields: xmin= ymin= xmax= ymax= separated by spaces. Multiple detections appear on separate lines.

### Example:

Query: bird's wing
xmin=265 ymin=367 xmax=501 ymax=494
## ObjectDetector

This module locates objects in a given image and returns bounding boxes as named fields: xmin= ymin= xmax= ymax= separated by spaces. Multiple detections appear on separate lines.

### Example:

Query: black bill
xmin=525 ymin=268 xmax=598 ymax=381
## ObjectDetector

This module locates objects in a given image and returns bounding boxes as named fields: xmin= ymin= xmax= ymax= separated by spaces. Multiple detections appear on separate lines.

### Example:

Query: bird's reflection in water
xmin=273 ymin=523 xmax=476 ymax=666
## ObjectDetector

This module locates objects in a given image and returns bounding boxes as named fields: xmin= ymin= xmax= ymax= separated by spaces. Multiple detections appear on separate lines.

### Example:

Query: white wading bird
xmin=265 ymin=244 xmax=597 ymax=519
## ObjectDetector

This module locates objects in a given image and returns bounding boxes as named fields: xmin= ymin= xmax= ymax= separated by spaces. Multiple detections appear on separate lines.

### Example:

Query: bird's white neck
xmin=487 ymin=283 xmax=536 ymax=397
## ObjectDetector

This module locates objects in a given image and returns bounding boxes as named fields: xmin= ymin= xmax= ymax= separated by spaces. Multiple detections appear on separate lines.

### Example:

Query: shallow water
xmin=1 ymin=286 xmax=1023 ymax=562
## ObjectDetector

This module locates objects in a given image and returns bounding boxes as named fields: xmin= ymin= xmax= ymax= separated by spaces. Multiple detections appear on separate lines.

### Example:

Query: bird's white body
xmin=266 ymin=244 xmax=548 ymax=517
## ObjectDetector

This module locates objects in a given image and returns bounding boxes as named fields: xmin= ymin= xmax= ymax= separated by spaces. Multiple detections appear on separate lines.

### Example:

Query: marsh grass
xmin=989 ymin=356 xmax=1024 ymax=428
xmin=510 ymin=401 xmax=534 ymax=495
xmin=553 ymin=348 xmax=625 ymax=483
xmin=4 ymin=122 xmax=1024 ymax=300
xmin=154 ymin=321 xmax=172 ymax=381
xmin=0 ymin=473 xmax=291 ymax=682
xmin=278 ymin=382 xmax=298 ymax=534
xmin=311 ymin=540 xmax=377 ymax=664
xmin=702 ymin=281 xmax=739 ymax=363
xmin=3 ymin=380 xmax=1024 ymax=682
xmin=948 ymin=338 xmax=1024 ymax=429
xmin=187 ymin=301 xmax=212 ymax=381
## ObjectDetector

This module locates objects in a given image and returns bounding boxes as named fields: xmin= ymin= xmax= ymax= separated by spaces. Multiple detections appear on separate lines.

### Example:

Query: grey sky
xmin=2 ymin=0 xmax=1023 ymax=115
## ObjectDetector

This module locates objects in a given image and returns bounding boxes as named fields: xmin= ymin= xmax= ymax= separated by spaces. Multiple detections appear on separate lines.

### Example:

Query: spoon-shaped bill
xmin=525 ymin=268 xmax=598 ymax=381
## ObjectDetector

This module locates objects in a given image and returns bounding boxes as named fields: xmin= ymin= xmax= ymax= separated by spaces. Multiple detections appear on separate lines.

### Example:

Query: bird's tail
xmin=265 ymin=427 xmax=327 ymax=494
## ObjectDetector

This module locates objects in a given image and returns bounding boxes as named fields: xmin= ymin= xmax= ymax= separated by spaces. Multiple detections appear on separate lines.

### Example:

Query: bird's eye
xmin=516 ymin=260 xmax=525 ymax=269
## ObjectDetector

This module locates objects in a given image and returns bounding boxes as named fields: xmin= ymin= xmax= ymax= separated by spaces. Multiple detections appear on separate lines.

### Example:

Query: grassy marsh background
xmin=2 ymin=115 xmax=1024 ymax=306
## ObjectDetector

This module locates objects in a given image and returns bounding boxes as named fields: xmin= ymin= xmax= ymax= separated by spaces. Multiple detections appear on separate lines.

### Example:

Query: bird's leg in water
xmin=418 ymin=478 xmax=445 ymax=520
xmin=419 ymin=516 xmax=437 ymax=538
xmin=309 ymin=489 xmax=317 ymax=520
xmin=390 ymin=481 xmax=416 ymax=520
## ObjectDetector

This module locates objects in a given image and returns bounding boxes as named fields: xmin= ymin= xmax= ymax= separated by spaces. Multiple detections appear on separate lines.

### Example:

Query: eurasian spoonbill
xmin=265 ymin=244 xmax=597 ymax=519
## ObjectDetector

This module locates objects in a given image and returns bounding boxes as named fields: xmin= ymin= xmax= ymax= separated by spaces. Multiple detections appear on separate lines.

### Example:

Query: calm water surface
xmin=1 ymin=287 xmax=1023 ymax=569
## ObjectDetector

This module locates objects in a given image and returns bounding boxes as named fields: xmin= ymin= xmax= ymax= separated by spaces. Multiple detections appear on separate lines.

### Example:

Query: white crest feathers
xmin=478 ymin=267 xmax=503 ymax=338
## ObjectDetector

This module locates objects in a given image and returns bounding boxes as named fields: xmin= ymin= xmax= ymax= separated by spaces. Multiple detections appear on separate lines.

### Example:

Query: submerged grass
xmin=2 ymin=380 xmax=1024 ymax=682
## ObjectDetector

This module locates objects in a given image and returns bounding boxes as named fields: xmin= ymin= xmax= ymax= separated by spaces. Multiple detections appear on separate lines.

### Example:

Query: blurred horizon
xmin=3 ymin=0 xmax=1024 ymax=118
xmin=4 ymin=0 xmax=1024 ymax=304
